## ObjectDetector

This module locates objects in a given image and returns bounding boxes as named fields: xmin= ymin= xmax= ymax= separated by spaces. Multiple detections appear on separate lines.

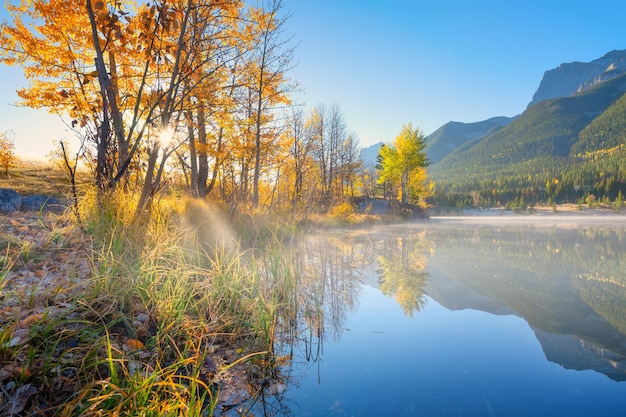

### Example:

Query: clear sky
xmin=2 ymin=0 xmax=626 ymax=159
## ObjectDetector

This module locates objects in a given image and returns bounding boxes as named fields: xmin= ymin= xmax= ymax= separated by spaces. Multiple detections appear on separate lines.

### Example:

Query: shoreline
xmin=430 ymin=204 xmax=625 ymax=217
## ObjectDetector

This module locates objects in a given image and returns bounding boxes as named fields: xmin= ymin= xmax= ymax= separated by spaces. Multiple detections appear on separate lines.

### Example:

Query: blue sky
xmin=2 ymin=1 xmax=626 ymax=159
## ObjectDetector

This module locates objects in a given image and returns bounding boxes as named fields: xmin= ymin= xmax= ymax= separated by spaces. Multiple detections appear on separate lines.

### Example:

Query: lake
xmin=241 ymin=215 xmax=626 ymax=416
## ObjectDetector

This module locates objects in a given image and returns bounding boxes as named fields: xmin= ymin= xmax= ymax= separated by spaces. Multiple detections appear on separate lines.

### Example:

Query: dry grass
xmin=0 ymin=158 xmax=90 ymax=199
xmin=1 ymin=162 xmax=298 ymax=416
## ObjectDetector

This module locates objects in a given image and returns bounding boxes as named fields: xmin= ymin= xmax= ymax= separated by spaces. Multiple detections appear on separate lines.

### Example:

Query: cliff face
xmin=528 ymin=49 xmax=626 ymax=107
xmin=359 ymin=141 xmax=383 ymax=169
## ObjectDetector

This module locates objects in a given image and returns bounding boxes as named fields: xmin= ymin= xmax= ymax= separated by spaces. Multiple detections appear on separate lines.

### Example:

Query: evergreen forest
xmin=426 ymin=73 xmax=626 ymax=209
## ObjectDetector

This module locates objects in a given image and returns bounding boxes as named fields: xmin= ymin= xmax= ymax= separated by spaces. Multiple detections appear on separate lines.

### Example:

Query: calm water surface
xmin=245 ymin=215 xmax=626 ymax=416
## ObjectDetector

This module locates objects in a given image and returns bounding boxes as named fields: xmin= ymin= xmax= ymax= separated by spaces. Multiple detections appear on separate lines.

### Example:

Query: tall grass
xmin=76 ymin=191 xmax=298 ymax=414
xmin=1 ymin=188 xmax=299 ymax=415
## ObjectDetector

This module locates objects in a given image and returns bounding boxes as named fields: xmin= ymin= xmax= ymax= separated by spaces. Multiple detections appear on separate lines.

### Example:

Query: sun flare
xmin=156 ymin=126 xmax=176 ymax=149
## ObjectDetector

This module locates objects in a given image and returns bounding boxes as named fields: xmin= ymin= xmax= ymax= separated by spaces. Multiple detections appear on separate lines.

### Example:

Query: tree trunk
xmin=108 ymin=51 xmax=127 ymax=176
xmin=206 ymin=126 xmax=223 ymax=196
xmin=252 ymin=81 xmax=264 ymax=208
xmin=401 ymin=168 xmax=409 ymax=206
xmin=135 ymin=144 xmax=160 ymax=217
xmin=186 ymin=110 xmax=199 ymax=197
xmin=197 ymin=104 xmax=209 ymax=198
xmin=86 ymin=0 xmax=113 ymax=190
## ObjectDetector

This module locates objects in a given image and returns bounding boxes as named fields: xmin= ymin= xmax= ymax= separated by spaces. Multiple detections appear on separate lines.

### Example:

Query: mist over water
xmin=431 ymin=212 xmax=626 ymax=226
xmin=242 ymin=215 xmax=626 ymax=416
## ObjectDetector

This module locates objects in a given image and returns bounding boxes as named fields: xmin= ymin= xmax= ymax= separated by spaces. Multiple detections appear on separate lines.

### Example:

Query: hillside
xmin=429 ymin=72 xmax=626 ymax=183
xmin=424 ymin=51 xmax=626 ymax=171
xmin=425 ymin=116 xmax=515 ymax=164
xmin=426 ymin=67 xmax=626 ymax=208
xmin=573 ymin=91 xmax=626 ymax=155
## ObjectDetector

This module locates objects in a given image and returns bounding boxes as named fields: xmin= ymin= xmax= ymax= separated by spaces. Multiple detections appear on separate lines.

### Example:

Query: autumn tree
xmin=377 ymin=124 xmax=430 ymax=206
xmin=282 ymin=108 xmax=315 ymax=214
xmin=324 ymin=103 xmax=347 ymax=198
xmin=242 ymin=0 xmax=294 ymax=209
xmin=1 ymin=0 xmax=256 ymax=216
xmin=359 ymin=163 xmax=378 ymax=198
xmin=178 ymin=1 xmax=243 ymax=199
xmin=339 ymin=132 xmax=361 ymax=196
xmin=2 ymin=0 xmax=363 ymax=219
xmin=1 ymin=1 xmax=99 ymax=177
xmin=1 ymin=1 xmax=165 ymax=191
xmin=375 ymin=148 xmax=394 ymax=199
xmin=306 ymin=103 xmax=360 ymax=205
xmin=0 ymin=131 xmax=16 ymax=175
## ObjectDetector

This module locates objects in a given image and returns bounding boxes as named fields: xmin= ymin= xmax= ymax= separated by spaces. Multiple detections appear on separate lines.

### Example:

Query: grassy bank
xmin=1 ymin=182 xmax=298 ymax=415
xmin=1 ymin=159 xmax=416 ymax=415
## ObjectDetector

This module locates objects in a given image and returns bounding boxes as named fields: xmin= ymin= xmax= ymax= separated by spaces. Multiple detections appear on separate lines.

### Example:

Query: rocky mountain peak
xmin=528 ymin=49 xmax=626 ymax=107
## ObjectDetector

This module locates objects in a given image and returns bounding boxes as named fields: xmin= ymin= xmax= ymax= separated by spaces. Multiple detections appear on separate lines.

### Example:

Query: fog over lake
xmin=237 ymin=215 xmax=626 ymax=417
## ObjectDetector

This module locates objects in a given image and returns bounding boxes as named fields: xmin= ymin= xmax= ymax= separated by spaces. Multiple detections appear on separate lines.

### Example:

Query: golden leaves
xmin=3 ymin=0 xmax=300 ymax=209
xmin=18 ymin=313 xmax=44 ymax=327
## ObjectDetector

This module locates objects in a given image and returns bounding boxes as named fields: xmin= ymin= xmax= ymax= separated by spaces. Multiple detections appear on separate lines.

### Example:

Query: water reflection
xmin=425 ymin=218 xmax=626 ymax=381
xmin=376 ymin=231 xmax=430 ymax=317
xmin=243 ymin=217 xmax=626 ymax=416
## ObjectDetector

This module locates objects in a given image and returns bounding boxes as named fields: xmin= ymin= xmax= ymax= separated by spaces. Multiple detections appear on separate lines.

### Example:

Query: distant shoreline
xmin=431 ymin=203 xmax=625 ymax=217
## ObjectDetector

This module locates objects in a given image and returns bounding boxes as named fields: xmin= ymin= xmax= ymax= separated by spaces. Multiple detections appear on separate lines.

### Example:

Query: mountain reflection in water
xmin=241 ymin=216 xmax=626 ymax=416
xmin=424 ymin=217 xmax=626 ymax=382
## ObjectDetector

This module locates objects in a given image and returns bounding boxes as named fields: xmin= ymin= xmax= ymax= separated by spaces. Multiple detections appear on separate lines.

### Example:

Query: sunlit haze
xmin=2 ymin=0 xmax=626 ymax=160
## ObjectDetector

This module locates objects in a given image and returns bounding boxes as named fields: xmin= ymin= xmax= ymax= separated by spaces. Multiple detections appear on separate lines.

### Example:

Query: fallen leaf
xmin=0 ymin=384 xmax=37 ymax=416
xmin=19 ymin=313 xmax=44 ymax=327
xmin=0 ymin=364 xmax=31 ymax=381
xmin=123 ymin=339 xmax=144 ymax=351
xmin=6 ymin=328 xmax=29 ymax=348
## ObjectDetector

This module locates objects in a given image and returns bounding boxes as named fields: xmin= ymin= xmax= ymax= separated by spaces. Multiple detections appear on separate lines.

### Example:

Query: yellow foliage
xmin=1 ymin=0 xmax=300 ymax=216
xmin=329 ymin=202 xmax=356 ymax=219
xmin=0 ymin=131 xmax=16 ymax=175
xmin=577 ymin=144 xmax=624 ymax=161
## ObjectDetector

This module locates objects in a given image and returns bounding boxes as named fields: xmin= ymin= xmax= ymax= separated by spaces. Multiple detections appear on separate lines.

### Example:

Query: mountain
xmin=359 ymin=141 xmax=383 ymax=169
xmin=422 ymin=49 xmax=626 ymax=207
xmin=362 ymin=117 xmax=516 ymax=169
xmin=429 ymin=71 xmax=626 ymax=183
xmin=425 ymin=116 xmax=515 ymax=164
xmin=528 ymin=49 xmax=626 ymax=107
xmin=423 ymin=50 xmax=626 ymax=174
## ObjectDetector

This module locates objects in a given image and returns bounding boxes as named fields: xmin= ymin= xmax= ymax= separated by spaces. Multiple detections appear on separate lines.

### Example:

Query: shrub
xmin=329 ymin=201 xmax=357 ymax=219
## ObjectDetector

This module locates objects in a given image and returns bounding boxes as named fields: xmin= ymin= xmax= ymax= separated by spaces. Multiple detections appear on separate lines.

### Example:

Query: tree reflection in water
xmin=376 ymin=231 xmax=431 ymax=317
xmin=240 ymin=232 xmax=368 ymax=416
xmin=238 ymin=220 xmax=626 ymax=416
xmin=241 ymin=227 xmax=432 ymax=416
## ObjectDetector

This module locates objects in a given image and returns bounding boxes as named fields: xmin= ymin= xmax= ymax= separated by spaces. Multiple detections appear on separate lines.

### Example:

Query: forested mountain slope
xmin=427 ymin=72 xmax=626 ymax=207
xmin=429 ymin=72 xmax=626 ymax=182
xmin=425 ymin=116 xmax=515 ymax=164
